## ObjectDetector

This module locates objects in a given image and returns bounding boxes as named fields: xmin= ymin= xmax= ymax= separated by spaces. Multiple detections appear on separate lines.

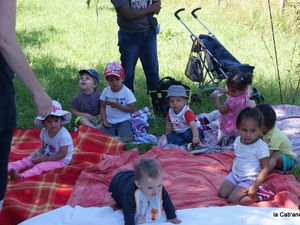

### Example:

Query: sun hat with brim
xmin=166 ymin=85 xmax=188 ymax=98
xmin=34 ymin=100 xmax=72 ymax=127
xmin=79 ymin=69 xmax=100 ymax=85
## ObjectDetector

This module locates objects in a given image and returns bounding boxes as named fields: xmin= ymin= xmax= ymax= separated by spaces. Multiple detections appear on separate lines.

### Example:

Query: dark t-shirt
xmin=71 ymin=92 xmax=101 ymax=116
xmin=0 ymin=53 xmax=16 ymax=131
xmin=111 ymin=0 xmax=152 ymax=32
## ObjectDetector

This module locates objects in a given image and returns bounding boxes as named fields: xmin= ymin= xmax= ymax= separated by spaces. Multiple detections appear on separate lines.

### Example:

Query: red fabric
xmin=68 ymin=147 xmax=300 ymax=210
xmin=0 ymin=126 xmax=124 ymax=225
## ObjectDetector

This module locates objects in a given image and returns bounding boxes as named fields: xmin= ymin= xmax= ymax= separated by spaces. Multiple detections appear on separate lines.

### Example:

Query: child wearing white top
xmin=99 ymin=62 xmax=136 ymax=143
xmin=165 ymin=85 xmax=204 ymax=147
xmin=218 ymin=107 xmax=272 ymax=203
xmin=8 ymin=100 xmax=74 ymax=179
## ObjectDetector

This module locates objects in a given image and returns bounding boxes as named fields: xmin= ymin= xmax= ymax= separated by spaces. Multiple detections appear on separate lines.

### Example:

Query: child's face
xmin=43 ymin=116 xmax=62 ymax=135
xmin=106 ymin=76 xmax=123 ymax=92
xmin=261 ymin=125 xmax=269 ymax=135
xmin=79 ymin=73 xmax=97 ymax=92
xmin=135 ymin=174 xmax=163 ymax=196
xmin=168 ymin=96 xmax=188 ymax=113
xmin=238 ymin=118 xmax=261 ymax=145
xmin=226 ymin=86 xmax=245 ymax=97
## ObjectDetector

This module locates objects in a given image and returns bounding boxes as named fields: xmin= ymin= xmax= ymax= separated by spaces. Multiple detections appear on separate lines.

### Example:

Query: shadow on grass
xmin=17 ymin=26 xmax=58 ymax=49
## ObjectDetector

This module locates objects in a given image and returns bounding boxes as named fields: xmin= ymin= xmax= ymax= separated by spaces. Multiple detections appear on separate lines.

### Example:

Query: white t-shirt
xmin=100 ymin=85 xmax=136 ymax=124
xmin=40 ymin=127 xmax=74 ymax=164
xmin=232 ymin=137 xmax=269 ymax=182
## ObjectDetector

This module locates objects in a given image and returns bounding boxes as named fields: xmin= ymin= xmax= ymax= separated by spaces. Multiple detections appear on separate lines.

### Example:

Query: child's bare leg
xmin=218 ymin=179 xmax=236 ymax=199
xmin=227 ymin=186 xmax=254 ymax=203
xmin=269 ymin=152 xmax=283 ymax=173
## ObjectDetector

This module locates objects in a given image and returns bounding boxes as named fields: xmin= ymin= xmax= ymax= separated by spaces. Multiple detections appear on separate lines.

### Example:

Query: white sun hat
xmin=34 ymin=100 xmax=72 ymax=127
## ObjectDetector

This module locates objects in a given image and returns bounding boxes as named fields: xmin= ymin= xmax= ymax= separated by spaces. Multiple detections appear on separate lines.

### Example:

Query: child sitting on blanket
xmin=255 ymin=104 xmax=297 ymax=173
xmin=218 ymin=107 xmax=274 ymax=203
xmin=164 ymin=85 xmax=204 ymax=147
xmin=99 ymin=62 xmax=136 ymax=143
xmin=8 ymin=100 xmax=74 ymax=179
xmin=210 ymin=71 xmax=255 ymax=146
xmin=109 ymin=158 xmax=181 ymax=225
xmin=71 ymin=69 xmax=101 ymax=129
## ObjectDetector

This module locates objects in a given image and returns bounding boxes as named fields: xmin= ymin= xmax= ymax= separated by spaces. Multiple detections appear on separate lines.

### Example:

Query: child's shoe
xmin=187 ymin=143 xmax=209 ymax=154
xmin=10 ymin=169 xmax=21 ymax=180
xmin=218 ymin=136 xmax=229 ymax=147
xmin=257 ymin=186 xmax=275 ymax=201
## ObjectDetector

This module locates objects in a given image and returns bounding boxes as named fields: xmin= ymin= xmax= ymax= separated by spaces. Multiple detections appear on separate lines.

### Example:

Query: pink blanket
xmin=68 ymin=147 xmax=300 ymax=210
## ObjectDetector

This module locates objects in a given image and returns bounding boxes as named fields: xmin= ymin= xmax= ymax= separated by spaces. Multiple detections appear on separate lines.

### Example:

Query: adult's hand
xmin=32 ymin=90 xmax=52 ymax=117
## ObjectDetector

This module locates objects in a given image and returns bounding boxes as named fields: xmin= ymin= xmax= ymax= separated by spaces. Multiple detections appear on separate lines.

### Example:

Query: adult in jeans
xmin=0 ymin=0 xmax=52 ymax=211
xmin=110 ymin=0 xmax=161 ymax=106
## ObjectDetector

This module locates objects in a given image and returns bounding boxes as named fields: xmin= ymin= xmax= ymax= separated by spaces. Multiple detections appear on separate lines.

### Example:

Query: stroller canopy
xmin=199 ymin=34 xmax=254 ymax=75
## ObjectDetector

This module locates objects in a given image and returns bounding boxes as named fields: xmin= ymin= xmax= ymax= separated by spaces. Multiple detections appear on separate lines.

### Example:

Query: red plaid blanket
xmin=0 ymin=126 xmax=124 ymax=225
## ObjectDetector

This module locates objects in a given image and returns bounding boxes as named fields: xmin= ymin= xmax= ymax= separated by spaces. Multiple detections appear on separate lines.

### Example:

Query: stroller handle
xmin=174 ymin=8 xmax=185 ymax=20
xmin=191 ymin=7 xmax=201 ymax=19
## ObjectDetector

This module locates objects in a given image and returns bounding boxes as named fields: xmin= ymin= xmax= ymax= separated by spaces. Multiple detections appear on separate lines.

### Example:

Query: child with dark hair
xmin=218 ymin=107 xmax=273 ymax=203
xmin=8 ymin=100 xmax=73 ymax=179
xmin=255 ymin=104 xmax=297 ymax=173
xmin=210 ymin=72 xmax=255 ymax=146
xmin=99 ymin=62 xmax=136 ymax=143
xmin=109 ymin=158 xmax=181 ymax=225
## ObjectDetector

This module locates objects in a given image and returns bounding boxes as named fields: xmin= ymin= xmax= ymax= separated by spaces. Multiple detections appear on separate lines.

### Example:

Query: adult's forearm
xmin=0 ymin=1 xmax=44 ymax=97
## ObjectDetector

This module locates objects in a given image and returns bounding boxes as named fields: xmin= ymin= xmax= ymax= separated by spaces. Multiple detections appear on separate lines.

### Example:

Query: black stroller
xmin=174 ymin=8 xmax=264 ymax=102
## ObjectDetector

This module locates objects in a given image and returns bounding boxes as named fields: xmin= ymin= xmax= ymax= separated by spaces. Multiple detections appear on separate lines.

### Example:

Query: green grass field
xmin=14 ymin=0 xmax=299 ymax=134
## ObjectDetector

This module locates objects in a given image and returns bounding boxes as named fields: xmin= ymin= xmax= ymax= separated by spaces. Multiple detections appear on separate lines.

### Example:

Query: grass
xmin=14 ymin=0 xmax=300 ymax=135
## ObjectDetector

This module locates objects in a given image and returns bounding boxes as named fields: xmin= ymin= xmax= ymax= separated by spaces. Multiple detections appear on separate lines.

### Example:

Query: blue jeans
xmin=99 ymin=120 xmax=133 ymax=143
xmin=167 ymin=128 xmax=205 ymax=146
xmin=118 ymin=29 xmax=159 ymax=92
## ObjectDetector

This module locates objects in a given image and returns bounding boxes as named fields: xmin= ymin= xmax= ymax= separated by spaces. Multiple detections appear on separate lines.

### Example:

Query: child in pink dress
xmin=8 ymin=100 xmax=74 ymax=179
xmin=210 ymin=72 xmax=255 ymax=146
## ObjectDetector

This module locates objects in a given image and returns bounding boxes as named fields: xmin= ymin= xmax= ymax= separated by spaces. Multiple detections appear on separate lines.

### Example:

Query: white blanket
xmin=19 ymin=205 xmax=300 ymax=225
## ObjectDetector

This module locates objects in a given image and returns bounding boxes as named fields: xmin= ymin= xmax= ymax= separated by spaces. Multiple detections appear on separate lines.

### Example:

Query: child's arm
xmin=31 ymin=146 xmax=67 ymax=163
xmin=107 ymin=101 xmax=135 ymax=113
xmin=189 ymin=121 xmax=201 ymax=145
xmin=71 ymin=108 xmax=93 ymax=120
xmin=229 ymin=157 xmax=235 ymax=172
xmin=31 ymin=145 xmax=45 ymax=159
xmin=245 ymin=157 xmax=269 ymax=197
xmin=165 ymin=120 xmax=173 ymax=135
xmin=209 ymin=93 xmax=229 ymax=114
xmin=162 ymin=187 xmax=181 ymax=224
xmin=100 ymin=100 xmax=110 ymax=127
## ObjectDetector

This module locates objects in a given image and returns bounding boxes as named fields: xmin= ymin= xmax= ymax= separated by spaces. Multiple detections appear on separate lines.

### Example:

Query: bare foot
xmin=10 ymin=169 xmax=20 ymax=180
